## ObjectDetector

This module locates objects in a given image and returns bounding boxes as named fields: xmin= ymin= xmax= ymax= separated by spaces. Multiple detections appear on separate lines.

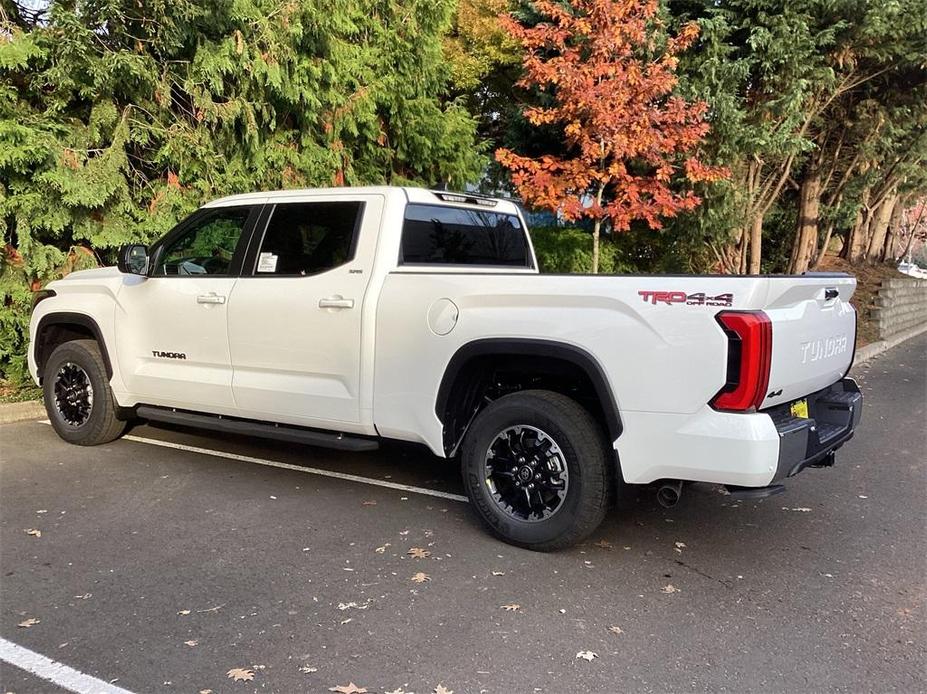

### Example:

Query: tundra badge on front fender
xmin=152 ymin=350 xmax=186 ymax=360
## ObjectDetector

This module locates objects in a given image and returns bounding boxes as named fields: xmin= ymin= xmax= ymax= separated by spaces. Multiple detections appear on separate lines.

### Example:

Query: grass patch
xmin=0 ymin=381 xmax=42 ymax=404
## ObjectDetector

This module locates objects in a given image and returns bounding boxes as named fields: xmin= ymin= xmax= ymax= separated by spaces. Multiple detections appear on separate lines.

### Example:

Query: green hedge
xmin=530 ymin=226 xmax=634 ymax=274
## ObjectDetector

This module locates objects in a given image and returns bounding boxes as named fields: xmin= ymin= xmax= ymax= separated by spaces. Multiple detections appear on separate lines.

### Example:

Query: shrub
xmin=530 ymin=226 xmax=633 ymax=274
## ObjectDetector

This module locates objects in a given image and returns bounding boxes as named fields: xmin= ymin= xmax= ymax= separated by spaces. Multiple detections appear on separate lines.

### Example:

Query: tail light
xmin=710 ymin=311 xmax=772 ymax=412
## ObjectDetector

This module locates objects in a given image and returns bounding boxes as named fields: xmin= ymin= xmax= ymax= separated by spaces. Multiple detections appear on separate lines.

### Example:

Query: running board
xmin=135 ymin=406 xmax=380 ymax=452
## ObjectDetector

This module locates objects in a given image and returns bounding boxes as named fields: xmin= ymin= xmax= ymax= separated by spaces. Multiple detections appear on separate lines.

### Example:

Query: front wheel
xmin=43 ymin=339 xmax=127 ymax=446
xmin=460 ymin=390 xmax=610 ymax=551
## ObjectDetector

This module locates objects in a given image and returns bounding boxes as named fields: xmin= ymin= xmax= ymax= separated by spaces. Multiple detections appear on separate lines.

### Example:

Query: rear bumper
xmin=768 ymin=377 xmax=862 ymax=482
xmin=613 ymin=378 xmax=862 ymax=488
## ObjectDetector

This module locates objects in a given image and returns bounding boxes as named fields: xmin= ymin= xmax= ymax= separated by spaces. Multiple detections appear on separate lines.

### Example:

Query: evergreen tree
xmin=0 ymin=0 xmax=483 ymax=383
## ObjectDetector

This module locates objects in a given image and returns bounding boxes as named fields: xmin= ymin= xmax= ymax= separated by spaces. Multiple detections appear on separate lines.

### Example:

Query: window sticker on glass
xmin=257 ymin=252 xmax=278 ymax=273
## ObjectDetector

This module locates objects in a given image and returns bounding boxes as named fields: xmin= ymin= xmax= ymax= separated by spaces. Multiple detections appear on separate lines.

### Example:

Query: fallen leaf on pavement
xmin=500 ymin=604 xmax=520 ymax=612
xmin=576 ymin=650 xmax=598 ymax=661
xmin=177 ymin=609 xmax=191 ymax=616
xmin=674 ymin=542 xmax=687 ymax=553
xmin=375 ymin=543 xmax=391 ymax=553
xmin=199 ymin=690 xmax=213 ymax=694
xmin=299 ymin=665 xmax=319 ymax=673
xmin=607 ymin=625 xmax=624 ymax=635
xmin=74 ymin=593 xmax=92 ymax=600
xmin=491 ymin=571 xmax=505 ymax=576
xmin=329 ymin=684 xmax=367 ymax=694
xmin=226 ymin=668 xmax=254 ymax=682
xmin=18 ymin=618 xmax=39 ymax=628
xmin=434 ymin=686 xmax=454 ymax=694
xmin=25 ymin=528 xmax=41 ymax=538
xmin=196 ymin=604 xmax=225 ymax=613
xmin=184 ymin=640 xmax=198 ymax=647
xmin=411 ymin=572 xmax=431 ymax=584
xmin=337 ymin=601 xmax=370 ymax=611
xmin=661 ymin=584 xmax=680 ymax=594
xmin=407 ymin=547 xmax=431 ymax=559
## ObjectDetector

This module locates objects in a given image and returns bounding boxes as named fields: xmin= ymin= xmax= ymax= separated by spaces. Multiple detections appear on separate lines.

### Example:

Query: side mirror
xmin=117 ymin=244 xmax=149 ymax=275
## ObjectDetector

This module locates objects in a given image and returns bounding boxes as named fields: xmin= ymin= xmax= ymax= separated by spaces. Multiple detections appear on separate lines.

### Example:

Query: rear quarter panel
xmin=373 ymin=273 xmax=775 ymax=454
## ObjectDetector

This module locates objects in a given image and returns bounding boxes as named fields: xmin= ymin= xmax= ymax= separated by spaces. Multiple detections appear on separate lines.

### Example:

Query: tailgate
xmin=760 ymin=275 xmax=857 ymax=409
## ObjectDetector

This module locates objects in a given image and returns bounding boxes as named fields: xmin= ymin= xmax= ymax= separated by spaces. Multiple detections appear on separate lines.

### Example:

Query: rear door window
xmin=400 ymin=204 xmax=531 ymax=267
xmin=253 ymin=201 xmax=364 ymax=276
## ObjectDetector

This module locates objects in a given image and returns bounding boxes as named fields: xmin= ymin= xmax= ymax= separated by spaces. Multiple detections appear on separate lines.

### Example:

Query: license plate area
xmin=790 ymin=399 xmax=809 ymax=419
xmin=765 ymin=378 xmax=863 ymax=480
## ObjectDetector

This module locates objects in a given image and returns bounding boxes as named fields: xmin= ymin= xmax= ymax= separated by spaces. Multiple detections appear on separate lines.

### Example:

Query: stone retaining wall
xmin=870 ymin=278 xmax=927 ymax=340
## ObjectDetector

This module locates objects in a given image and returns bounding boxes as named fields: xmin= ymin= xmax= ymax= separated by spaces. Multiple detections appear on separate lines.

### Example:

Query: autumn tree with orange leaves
xmin=496 ymin=0 xmax=725 ymax=273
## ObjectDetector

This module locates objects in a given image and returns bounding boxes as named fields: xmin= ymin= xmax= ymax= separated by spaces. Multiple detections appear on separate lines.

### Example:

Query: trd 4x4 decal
xmin=638 ymin=290 xmax=734 ymax=307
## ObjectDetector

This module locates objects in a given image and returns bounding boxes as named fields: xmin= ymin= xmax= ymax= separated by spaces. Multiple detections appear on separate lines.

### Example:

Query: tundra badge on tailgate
xmin=800 ymin=335 xmax=848 ymax=364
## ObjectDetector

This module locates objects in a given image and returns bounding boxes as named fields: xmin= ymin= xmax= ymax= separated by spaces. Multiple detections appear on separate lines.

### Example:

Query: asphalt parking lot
xmin=2 ymin=335 xmax=925 ymax=694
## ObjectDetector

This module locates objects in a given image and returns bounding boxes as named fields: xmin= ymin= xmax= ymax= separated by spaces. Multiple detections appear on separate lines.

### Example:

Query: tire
xmin=461 ymin=389 xmax=610 ymax=551
xmin=43 ymin=339 xmax=127 ymax=446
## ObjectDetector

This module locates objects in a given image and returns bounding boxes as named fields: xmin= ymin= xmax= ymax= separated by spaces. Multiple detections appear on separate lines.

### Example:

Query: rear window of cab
xmin=400 ymin=203 xmax=531 ymax=268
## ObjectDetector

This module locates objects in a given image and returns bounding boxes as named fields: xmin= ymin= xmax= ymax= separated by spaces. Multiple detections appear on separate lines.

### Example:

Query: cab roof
xmin=203 ymin=186 xmax=522 ymax=216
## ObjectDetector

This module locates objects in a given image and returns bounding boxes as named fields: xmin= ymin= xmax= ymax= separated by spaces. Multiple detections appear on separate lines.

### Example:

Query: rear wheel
xmin=43 ymin=339 xmax=126 ymax=445
xmin=461 ymin=390 xmax=610 ymax=551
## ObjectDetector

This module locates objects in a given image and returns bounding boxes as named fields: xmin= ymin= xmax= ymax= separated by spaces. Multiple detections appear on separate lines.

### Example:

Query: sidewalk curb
xmin=853 ymin=323 xmax=927 ymax=366
xmin=0 ymin=399 xmax=46 ymax=425
xmin=1 ymin=324 xmax=924 ymax=425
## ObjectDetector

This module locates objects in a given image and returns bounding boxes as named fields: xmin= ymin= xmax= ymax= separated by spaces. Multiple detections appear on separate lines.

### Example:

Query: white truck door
xmin=227 ymin=195 xmax=383 ymax=429
xmin=114 ymin=206 xmax=258 ymax=412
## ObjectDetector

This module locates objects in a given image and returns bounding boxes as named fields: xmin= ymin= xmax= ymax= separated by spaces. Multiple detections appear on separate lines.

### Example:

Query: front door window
xmin=155 ymin=208 xmax=251 ymax=276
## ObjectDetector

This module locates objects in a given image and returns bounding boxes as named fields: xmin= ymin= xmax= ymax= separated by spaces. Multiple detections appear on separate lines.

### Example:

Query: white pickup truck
xmin=29 ymin=186 xmax=862 ymax=549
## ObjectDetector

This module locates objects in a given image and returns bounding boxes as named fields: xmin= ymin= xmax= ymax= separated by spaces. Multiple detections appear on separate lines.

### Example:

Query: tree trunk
xmin=737 ymin=227 xmax=749 ymax=274
xmin=748 ymin=216 xmax=763 ymax=274
xmin=812 ymin=222 xmax=835 ymax=269
xmin=900 ymin=200 xmax=926 ymax=262
xmin=788 ymin=166 xmax=821 ymax=274
xmin=590 ymin=182 xmax=605 ymax=274
xmin=865 ymin=190 xmax=897 ymax=261
xmin=845 ymin=187 xmax=871 ymax=262
xmin=884 ymin=197 xmax=905 ymax=261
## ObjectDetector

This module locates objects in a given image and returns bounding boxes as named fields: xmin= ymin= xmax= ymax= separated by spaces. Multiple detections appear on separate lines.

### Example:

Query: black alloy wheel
xmin=484 ymin=425 xmax=569 ymax=522
xmin=461 ymin=389 xmax=611 ymax=551
xmin=43 ymin=339 xmax=127 ymax=445
xmin=53 ymin=362 xmax=94 ymax=427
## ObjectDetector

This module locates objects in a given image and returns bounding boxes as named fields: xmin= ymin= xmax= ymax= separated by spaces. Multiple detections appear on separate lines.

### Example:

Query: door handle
xmin=196 ymin=293 xmax=227 ymax=305
xmin=319 ymin=296 xmax=354 ymax=309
